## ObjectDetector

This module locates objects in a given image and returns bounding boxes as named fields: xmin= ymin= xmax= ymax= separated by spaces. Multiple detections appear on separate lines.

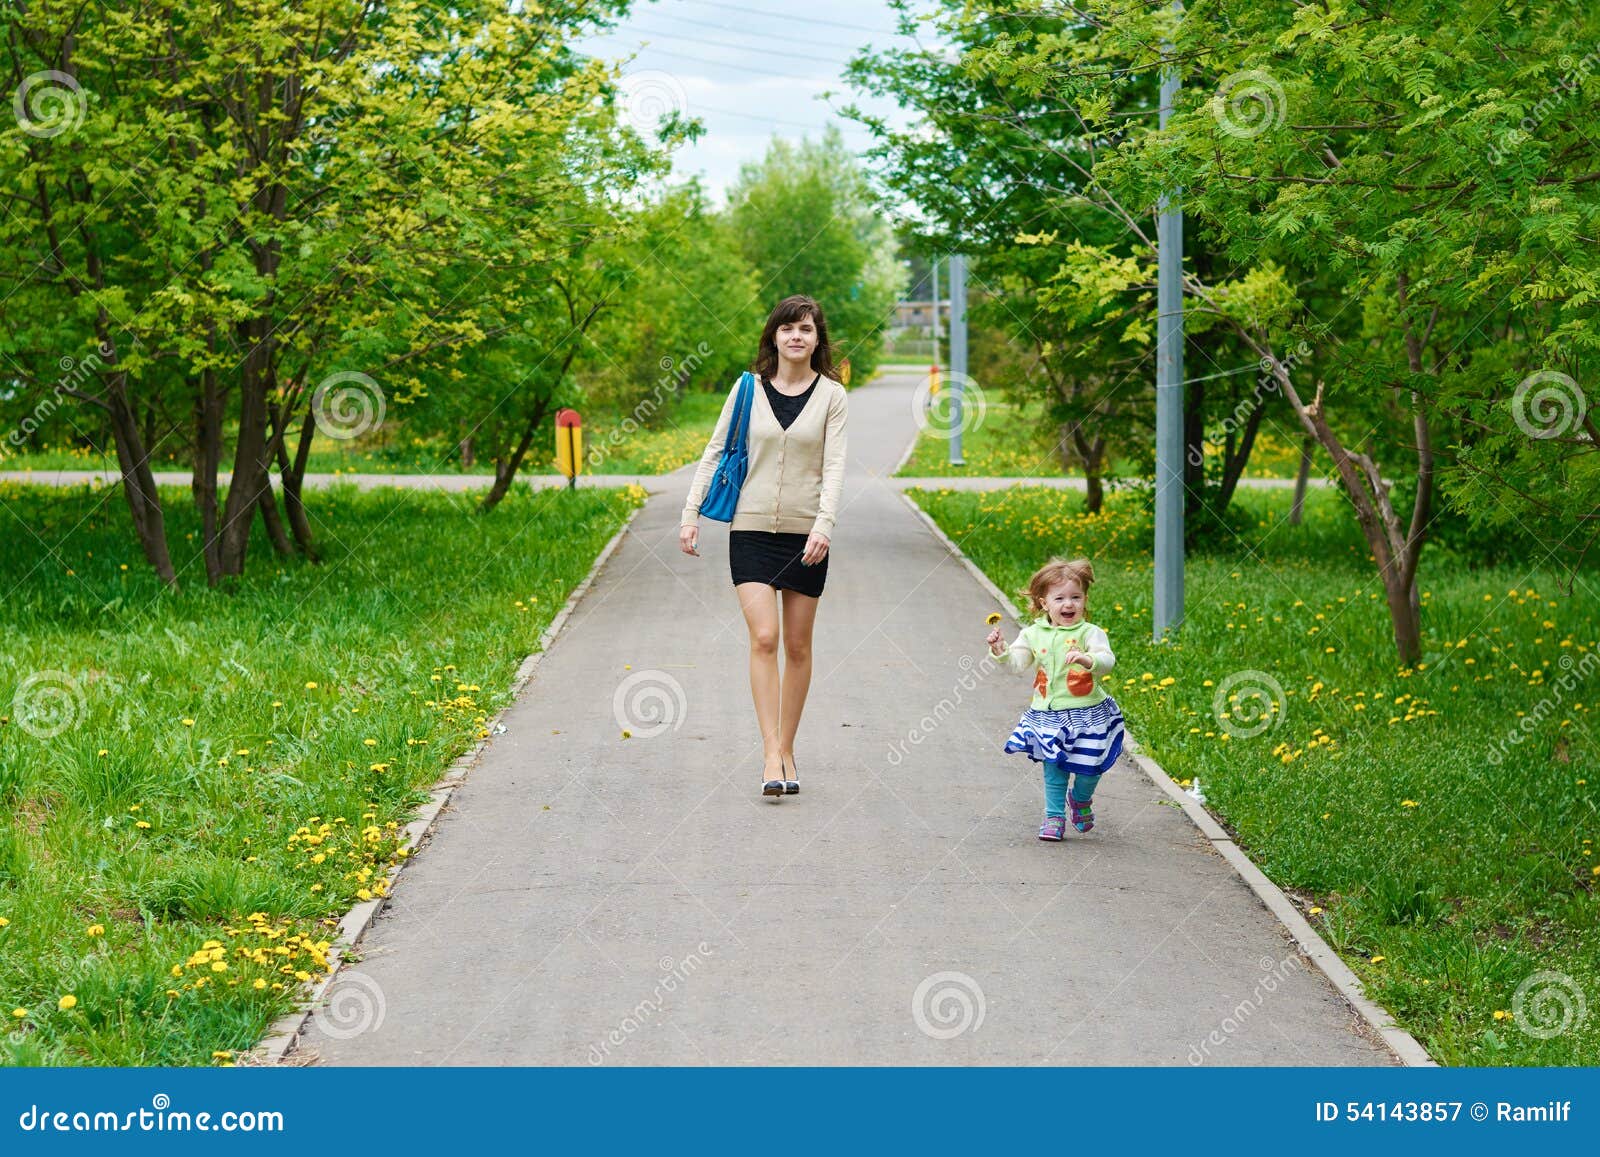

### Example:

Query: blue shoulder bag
xmin=698 ymin=371 xmax=755 ymax=523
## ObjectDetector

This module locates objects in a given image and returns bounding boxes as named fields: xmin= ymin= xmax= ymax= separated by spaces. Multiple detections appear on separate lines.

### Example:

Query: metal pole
xmin=930 ymin=256 xmax=940 ymax=372
xmin=949 ymin=253 xmax=967 ymax=467
xmin=1153 ymin=3 xmax=1185 ymax=640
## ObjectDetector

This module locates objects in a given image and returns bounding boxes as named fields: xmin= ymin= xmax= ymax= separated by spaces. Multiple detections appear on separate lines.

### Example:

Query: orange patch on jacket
xmin=1067 ymin=667 xmax=1094 ymax=696
xmin=1033 ymin=667 xmax=1049 ymax=697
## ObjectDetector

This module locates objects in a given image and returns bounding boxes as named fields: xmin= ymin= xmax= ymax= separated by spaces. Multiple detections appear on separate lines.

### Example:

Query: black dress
xmin=729 ymin=372 xmax=829 ymax=598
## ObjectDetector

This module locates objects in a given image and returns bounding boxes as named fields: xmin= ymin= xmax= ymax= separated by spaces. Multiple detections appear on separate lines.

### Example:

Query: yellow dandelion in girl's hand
xmin=985 ymin=612 xmax=1002 ymax=625
xmin=57 ymin=994 xmax=77 ymax=1011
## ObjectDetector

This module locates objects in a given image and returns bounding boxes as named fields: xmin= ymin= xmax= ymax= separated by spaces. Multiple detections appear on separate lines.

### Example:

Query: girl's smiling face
xmin=1044 ymin=578 xmax=1085 ymax=625
xmin=775 ymin=316 xmax=817 ymax=367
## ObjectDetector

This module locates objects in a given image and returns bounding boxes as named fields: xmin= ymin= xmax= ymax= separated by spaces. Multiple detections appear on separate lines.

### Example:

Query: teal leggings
xmin=1043 ymin=759 xmax=1101 ymax=817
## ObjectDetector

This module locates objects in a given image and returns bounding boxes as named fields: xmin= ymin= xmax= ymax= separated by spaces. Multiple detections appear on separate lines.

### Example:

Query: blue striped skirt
xmin=1004 ymin=697 xmax=1126 ymax=772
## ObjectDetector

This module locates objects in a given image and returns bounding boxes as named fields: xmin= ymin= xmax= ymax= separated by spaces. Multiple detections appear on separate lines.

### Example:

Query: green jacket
xmin=995 ymin=618 xmax=1115 ymax=710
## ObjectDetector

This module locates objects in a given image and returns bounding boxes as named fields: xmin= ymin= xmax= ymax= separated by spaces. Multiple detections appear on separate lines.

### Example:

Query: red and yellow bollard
xmin=555 ymin=408 xmax=583 ymax=489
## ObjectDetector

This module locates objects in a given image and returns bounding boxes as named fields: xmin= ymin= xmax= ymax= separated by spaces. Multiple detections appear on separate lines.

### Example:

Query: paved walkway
xmin=292 ymin=369 xmax=1394 ymax=1065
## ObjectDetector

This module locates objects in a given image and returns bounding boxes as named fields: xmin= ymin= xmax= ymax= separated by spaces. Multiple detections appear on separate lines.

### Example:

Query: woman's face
xmin=774 ymin=314 xmax=818 ymax=368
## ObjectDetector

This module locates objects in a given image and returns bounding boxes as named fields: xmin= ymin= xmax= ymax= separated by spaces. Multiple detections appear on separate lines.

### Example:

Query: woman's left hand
xmin=801 ymin=531 xmax=830 ymax=565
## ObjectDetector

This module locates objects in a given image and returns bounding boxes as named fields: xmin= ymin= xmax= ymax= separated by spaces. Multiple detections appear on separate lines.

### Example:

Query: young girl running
xmin=985 ymin=557 xmax=1126 ymax=840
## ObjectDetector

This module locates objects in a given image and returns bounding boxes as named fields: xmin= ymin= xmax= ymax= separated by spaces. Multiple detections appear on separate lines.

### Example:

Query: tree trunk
xmin=217 ymin=322 xmax=274 ymax=579
xmin=1183 ymin=372 xmax=1206 ymax=497
xmin=192 ymin=365 xmax=224 ymax=584
xmin=1213 ymin=396 xmax=1266 ymax=514
xmin=257 ymin=482 xmax=294 ymax=558
xmin=481 ymin=399 xmax=552 ymax=512
xmin=274 ymin=404 xmax=320 ymax=562
xmin=107 ymin=381 xmax=178 ymax=588
xmin=1289 ymin=434 xmax=1314 ymax=525
xmin=1070 ymin=426 xmax=1107 ymax=515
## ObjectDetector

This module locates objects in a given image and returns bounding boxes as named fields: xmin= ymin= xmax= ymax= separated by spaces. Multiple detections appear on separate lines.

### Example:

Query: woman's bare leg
xmin=735 ymin=581 xmax=785 ymax=784
xmin=778 ymin=588 xmax=820 ymax=775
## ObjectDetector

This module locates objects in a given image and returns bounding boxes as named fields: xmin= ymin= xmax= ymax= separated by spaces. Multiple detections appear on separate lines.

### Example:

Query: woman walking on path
xmin=678 ymin=294 xmax=849 ymax=801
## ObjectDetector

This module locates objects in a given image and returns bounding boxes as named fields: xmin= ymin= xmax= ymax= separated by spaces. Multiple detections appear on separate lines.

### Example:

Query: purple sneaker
xmin=1038 ymin=815 xmax=1066 ymax=841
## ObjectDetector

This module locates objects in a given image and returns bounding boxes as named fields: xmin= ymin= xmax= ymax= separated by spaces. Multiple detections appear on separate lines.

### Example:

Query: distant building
xmin=892 ymin=300 xmax=951 ymax=331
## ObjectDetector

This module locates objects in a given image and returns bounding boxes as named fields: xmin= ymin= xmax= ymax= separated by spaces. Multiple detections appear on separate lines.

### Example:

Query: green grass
xmin=896 ymin=396 xmax=1310 ymax=480
xmin=0 ymin=479 xmax=644 ymax=1064
xmin=0 ymin=390 xmax=729 ymax=479
xmin=906 ymin=482 xmax=1600 ymax=1066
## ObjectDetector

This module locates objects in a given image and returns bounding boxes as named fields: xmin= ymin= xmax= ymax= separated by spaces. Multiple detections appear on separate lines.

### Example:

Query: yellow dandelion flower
xmin=86 ymin=924 xmax=105 ymax=937
xmin=1309 ymin=906 xmax=1323 ymax=915
xmin=1370 ymin=955 xmax=1385 ymax=964
xmin=305 ymin=681 xmax=318 ymax=689
xmin=181 ymin=718 xmax=195 ymax=727
xmin=1400 ymin=799 xmax=1419 ymax=808
xmin=11 ymin=1007 xmax=27 ymax=1018
xmin=985 ymin=612 xmax=1002 ymax=625
xmin=57 ymin=994 xmax=77 ymax=1011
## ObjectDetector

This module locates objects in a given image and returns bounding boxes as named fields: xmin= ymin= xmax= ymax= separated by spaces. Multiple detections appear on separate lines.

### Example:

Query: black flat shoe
xmin=762 ymin=778 xmax=785 ymax=799
xmin=782 ymin=754 xmax=800 ymax=795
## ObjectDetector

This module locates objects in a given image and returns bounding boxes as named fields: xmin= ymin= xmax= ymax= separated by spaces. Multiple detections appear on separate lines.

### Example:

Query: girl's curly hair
xmin=1018 ymin=557 xmax=1096 ymax=620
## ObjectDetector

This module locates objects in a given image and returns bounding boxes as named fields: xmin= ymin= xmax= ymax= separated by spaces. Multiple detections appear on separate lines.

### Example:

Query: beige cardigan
xmin=680 ymin=373 xmax=848 ymax=537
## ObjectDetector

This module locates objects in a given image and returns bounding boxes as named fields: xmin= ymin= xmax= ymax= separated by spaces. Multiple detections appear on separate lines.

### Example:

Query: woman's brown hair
xmin=752 ymin=294 xmax=837 ymax=381
xmin=1019 ymin=557 xmax=1096 ymax=619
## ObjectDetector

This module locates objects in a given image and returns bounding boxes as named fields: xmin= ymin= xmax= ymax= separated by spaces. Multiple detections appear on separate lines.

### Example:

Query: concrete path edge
xmin=895 ymin=489 xmax=1437 ymax=1068
xmin=242 ymin=501 xmax=646 ymax=1065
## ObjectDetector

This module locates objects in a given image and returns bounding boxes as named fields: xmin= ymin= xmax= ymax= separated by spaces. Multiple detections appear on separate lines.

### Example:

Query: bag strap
xmin=727 ymin=371 xmax=754 ymax=447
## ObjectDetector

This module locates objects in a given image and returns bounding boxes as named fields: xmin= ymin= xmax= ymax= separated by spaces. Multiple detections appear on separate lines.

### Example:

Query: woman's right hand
xmin=679 ymin=523 xmax=700 ymax=556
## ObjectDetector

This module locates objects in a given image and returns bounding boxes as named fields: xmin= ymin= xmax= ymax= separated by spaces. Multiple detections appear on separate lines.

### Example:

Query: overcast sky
xmin=573 ymin=0 xmax=937 ymax=208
